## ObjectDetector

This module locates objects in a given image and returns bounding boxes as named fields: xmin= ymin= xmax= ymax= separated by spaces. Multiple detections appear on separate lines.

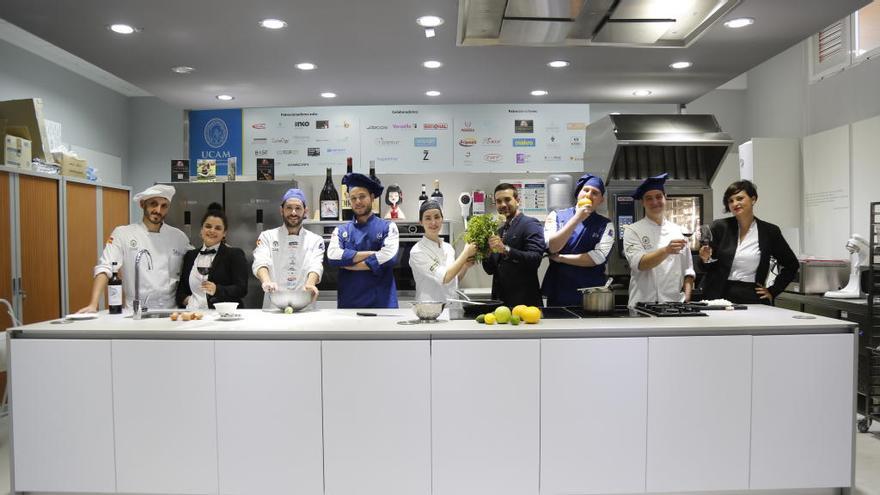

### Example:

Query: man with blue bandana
xmin=623 ymin=173 xmax=695 ymax=307
xmin=327 ymin=173 xmax=400 ymax=308
xmin=253 ymin=188 xmax=325 ymax=309
xmin=542 ymin=174 xmax=615 ymax=306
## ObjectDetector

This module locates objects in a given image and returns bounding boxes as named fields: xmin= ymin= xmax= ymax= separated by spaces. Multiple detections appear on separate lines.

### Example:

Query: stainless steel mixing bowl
xmin=268 ymin=289 xmax=313 ymax=312
xmin=411 ymin=301 xmax=445 ymax=321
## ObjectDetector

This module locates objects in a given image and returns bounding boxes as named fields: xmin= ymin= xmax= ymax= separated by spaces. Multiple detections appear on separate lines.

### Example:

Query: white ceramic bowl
xmin=214 ymin=302 xmax=239 ymax=316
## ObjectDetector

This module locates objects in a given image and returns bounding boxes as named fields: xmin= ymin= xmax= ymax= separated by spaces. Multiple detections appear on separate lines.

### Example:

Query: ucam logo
xmin=294 ymin=121 xmax=310 ymax=127
xmin=251 ymin=123 xmax=267 ymax=130
xmin=414 ymin=137 xmax=437 ymax=147
xmin=513 ymin=138 xmax=536 ymax=147
xmin=204 ymin=118 xmax=229 ymax=148
xmin=458 ymin=137 xmax=477 ymax=147
xmin=483 ymin=153 xmax=503 ymax=162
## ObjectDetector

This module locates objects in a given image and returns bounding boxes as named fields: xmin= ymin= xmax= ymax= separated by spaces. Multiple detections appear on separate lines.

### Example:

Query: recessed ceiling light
xmin=321 ymin=92 xmax=337 ymax=98
xmin=423 ymin=60 xmax=443 ymax=69
xmin=416 ymin=16 xmax=444 ymax=28
xmin=669 ymin=61 xmax=692 ymax=69
xmin=530 ymin=90 xmax=549 ymax=96
xmin=295 ymin=62 xmax=316 ymax=71
xmin=171 ymin=66 xmax=195 ymax=74
xmin=108 ymin=24 xmax=137 ymax=34
xmin=425 ymin=90 xmax=441 ymax=97
xmin=259 ymin=19 xmax=287 ymax=30
xmin=632 ymin=90 xmax=653 ymax=97
xmin=216 ymin=94 xmax=234 ymax=101
xmin=723 ymin=17 xmax=755 ymax=29
xmin=547 ymin=60 xmax=570 ymax=68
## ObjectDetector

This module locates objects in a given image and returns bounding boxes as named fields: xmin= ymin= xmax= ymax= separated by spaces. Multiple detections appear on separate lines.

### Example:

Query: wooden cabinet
xmin=646 ymin=336 xmax=752 ymax=492
xmin=750 ymin=334 xmax=855 ymax=489
xmin=322 ymin=340 xmax=431 ymax=495
xmin=215 ymin=341 xmax=324 ymax=495
xmin=112 ymin=340 xmax=218 ymax=494
xmin=18 ymin=174 xmax=60 ymax=323
xmin=541 ymin=338 xmax=649 ymax=495
xmin=431 ymin=339 xmax=540 ymax=495
xmin=10 ymin=339 xmax=116 ymax=493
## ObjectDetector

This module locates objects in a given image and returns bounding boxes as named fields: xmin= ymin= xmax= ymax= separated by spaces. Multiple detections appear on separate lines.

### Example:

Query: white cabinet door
xmin=10 ymin=339 xmax=116 ymax=493
xmin=322 ymin=340 xmax=431 ymax=495
xmin=112 ymin=340 xmax=218 ymax=494
xmin=646 ymin=336 xmax=752 ymax=492
xmin=750 ymin=334 xmax=855 ymax=489
xmin=215 ymin=341 xmax=323 ymax=495
xmin=432 ymin=339 xmax=540 ymax=495
xmin=541 ymin=338 xmax=648 ymax=495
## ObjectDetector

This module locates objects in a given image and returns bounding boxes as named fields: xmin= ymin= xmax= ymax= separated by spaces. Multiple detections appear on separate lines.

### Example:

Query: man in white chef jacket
xmin=77 ymin=184 xmax=192 ymax=313
xmin=623 ymin=173 xmax=695 ymax=307
xmin=252 ymin=188 xmax=325 ymax=309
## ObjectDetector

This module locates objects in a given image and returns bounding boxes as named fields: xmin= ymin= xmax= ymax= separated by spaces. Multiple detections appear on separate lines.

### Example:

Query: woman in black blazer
xmin=176 ymin=203 xmax=249 ymax=309
xmin=699 ymin=180 xmax=798 ymax=304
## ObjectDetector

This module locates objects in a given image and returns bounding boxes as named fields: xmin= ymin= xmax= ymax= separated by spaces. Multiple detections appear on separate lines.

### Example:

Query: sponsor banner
xmin=459 ymin=137 xmax=477 ymax=147
xmin=514 ymin=119 xmax=534 ymax=133
xmin=189 ymin=109 xmax=242 ymax=176
xmin=414 ymin=137 xmax=438 ymax=147
xmin=513 ymin=138 xmax=536 ymax=147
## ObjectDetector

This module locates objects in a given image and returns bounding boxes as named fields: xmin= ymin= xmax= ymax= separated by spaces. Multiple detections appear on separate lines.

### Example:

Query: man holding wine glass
xmin=253 ymin=188 xmax=326 ymax=309
xmin=622 ymin=173 xmax=695 ymax=307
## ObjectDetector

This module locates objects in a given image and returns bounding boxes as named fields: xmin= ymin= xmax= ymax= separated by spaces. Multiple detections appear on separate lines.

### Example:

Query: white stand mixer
xmin=824 ymin=234 xmax=869 ymax=299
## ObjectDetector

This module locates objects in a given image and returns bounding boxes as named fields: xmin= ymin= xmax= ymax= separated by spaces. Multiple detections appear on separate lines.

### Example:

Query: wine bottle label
xmin=108 ymin=285 xmax=122 ymax=307
xmin=341 ymin=185 xmax=350 ymax=210
xmin=321 ymin=200 xmax=339 ymax=219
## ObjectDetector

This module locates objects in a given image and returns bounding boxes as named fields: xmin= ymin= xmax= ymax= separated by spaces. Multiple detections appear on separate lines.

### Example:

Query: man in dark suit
xmin=482 ymin=183 xmax=546 ymax=307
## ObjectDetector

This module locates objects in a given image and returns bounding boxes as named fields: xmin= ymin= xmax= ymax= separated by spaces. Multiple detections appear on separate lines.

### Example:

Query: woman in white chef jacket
xmin=409 ymin=200 xmax=478 ymax=304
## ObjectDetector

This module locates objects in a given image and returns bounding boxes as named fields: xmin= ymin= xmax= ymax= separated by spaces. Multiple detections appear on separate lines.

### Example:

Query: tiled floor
xmin=0 ymin=415 xmax=877 ymax=495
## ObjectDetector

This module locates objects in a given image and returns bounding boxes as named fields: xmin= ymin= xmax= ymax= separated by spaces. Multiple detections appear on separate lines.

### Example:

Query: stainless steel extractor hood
xmin=583 ymin=114 xmax=733 ymax=186
xmin=458 ymin=0 xmax=741 ymax=47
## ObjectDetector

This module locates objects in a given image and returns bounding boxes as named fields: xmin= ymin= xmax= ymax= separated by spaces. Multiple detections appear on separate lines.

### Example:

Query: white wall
xmin=0 ymin=38 xmax=128 ymax=183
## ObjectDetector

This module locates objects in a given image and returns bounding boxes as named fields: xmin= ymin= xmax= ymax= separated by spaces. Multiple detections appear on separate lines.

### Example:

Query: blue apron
xmin=542 ymin=208 xmax=611 ymax=307
xmin=335 ymin=215 xmax=399 ymax=308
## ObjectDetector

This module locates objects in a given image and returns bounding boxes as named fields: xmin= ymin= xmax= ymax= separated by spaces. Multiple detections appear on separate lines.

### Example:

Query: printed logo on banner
xmin=308 ymin=148 xmax=321 ymax=156
xmin=288 ymin=162 xmax=309 ymax=167
xmin=294 ymin=121 xmax=310 ymax=127
xmin=252 ymin=137 xmax=267 ymax=144
xmin=326 ymin=148 xmax=346 ymax=154
xmin=375 ymin=138 xmax=401 ymax=146
xmin=392 ymin=123 xmax=415 ymax=129
xmin=513 ymin=138 xmax=536 ymax=147
xmin=482 ymin=137 xmax=502 ymax=146
xmin=484 ymin=153 xmax=503 ymax=162
xmin=366 ymin=125 xmax=388 ymax=130
xmin=254 ymin=149 xmax=269 ymax=157
xmin=423 ymin=122 xmax=448 ymax=130
xmin=204 ymin=118 xmax=229 ymax=148
xmin=376 ymin=156 xmax=399 ymax=162
xmin=414 ymin=137 xmax=438 ymax=147
xmin=544 ymin=155 xmax=562 ymax=162
xmin=566 ymin=122 xmax=587 ymax=130
xmin=460 ymin=121 xmax=475 ymax=132
xmin=423 ymin=150 xmax=431 ymax=161
xmin=271 ymin=137 xmax=289 ymax=144
xmin=570 ymin=136 xmax=583 ymax=146
xmin=251 ymin=123 xmax=266 ymax=129
xmin=547 ymin=135 xmax=560 ymax=147
xmin=516 ymin=153 xmax=531 ymax=164
xmin=514 ymin=120 xmax=534 ymax=133
xmin=277 ymin=149 xmax=298 ymax=155
xmin=459 ymin=137 xmax=477 ymax=147
xmin=316 ymin=120 xmax=330 ymax=129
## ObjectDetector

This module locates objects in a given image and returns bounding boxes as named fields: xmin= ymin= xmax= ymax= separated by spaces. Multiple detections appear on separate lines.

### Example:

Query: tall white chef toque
xmin=133 ymin=184 xmax=176 ymax=205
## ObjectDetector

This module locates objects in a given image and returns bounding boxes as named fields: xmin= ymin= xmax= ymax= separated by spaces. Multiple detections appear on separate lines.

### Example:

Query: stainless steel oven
xmin=304 ymin=220 xmax=451 ymax=300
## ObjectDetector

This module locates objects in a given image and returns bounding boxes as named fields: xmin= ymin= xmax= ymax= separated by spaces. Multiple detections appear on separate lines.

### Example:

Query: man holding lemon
xmin=542 ymin=174 xmax=615 ymax=307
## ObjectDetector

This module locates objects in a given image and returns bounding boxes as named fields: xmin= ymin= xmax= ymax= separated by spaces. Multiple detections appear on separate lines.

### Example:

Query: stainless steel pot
xmin=578 ymin=286 xmax=614 ymax=314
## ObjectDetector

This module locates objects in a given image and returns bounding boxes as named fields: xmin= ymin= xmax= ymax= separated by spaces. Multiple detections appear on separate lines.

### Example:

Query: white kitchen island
xmin=6 ymin=305 xmax=858 ymax=495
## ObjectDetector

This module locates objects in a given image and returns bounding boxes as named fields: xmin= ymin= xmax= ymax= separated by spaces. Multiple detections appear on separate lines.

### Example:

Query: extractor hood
xmin=458 ymin=0 xmax=741 ymax=47
xmin=583 ymin=114 xmax=733 ymax=186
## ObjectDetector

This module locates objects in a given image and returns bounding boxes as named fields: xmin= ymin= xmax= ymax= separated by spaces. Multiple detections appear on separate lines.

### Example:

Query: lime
xmin=284 ymin=306 xmax=294 ymax=314
xmin=475 ymin=314 xmax=486 ymax=323
xmin=494 ymin=306 xmax=511 ymax=324
xmin=510 ymin=315 xmax=521 ymax=325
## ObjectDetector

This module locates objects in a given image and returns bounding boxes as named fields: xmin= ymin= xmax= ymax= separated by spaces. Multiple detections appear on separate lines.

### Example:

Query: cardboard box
xmin=0 ymin=98 xmax=51 ymax=160
xmin=4 ymin=134 xmax=32 ymax=168
xmin=53 ymin=152 xmax=88 ymax=178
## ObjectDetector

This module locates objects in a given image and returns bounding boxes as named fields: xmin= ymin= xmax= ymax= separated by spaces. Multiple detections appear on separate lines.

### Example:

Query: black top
xmin=482 ymin=213 xmax=547 ymax=307
xmin=699 ymin=216 xmax=799 ymax=301
xmin=176 ymin=243 xmax=249 ymax=309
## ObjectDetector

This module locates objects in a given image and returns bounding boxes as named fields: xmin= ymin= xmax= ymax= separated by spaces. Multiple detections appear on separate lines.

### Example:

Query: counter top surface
xmin=8 ymin=305 xmax=856 ymax=340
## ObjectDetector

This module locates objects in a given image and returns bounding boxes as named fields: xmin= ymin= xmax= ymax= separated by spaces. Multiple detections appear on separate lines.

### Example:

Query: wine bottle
xmin=108 ymin=262 xmax=123 ymax=314
xmin=430 ymin=179 xmax=444 ymax=209
xmin=320 ymin=168 xmax=340 ymax=220
xmin=341 ymin=157 xmax=354 ymax=220
xmin=369 ymin=160 xmax=380 ymax=215
xmin=418 ymin=184 xmax=428 ymax=210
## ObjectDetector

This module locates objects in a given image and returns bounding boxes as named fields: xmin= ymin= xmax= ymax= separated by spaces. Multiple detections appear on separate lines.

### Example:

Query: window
xmin=809 ymin=0 xmax=880 ymax=81
xmin=855 ymin=1 xmax=880 ymax=60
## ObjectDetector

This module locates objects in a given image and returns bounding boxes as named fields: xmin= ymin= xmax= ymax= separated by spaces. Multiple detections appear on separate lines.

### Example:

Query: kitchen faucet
xmin=133 ymin=249 xmax=153 ymax=320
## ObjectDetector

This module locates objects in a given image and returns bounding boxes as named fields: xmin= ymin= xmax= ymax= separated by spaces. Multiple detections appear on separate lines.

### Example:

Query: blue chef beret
xmin=281 ymin=188 xmax=307 ymax=207
xmin=632 ymin=173 xmax=669 ymax=200
xmin=575 ymin=173 xmax=605 ymax=199
xmin=342 ymin=172 xmax=384 ymax=197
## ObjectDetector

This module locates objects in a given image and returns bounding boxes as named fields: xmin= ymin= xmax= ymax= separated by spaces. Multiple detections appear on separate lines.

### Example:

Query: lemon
xmin=577 ymin=197 xmax=592 ymax=208
xmin=494 ymin=306 xmax=511 ymax=324
xmin=512 ymin=305 xmax=528 ymax=319
xmin=522 ymin=306 xmax=541 ymax=324
xmin=510 ymin=315 xmax=521 ymax=325
xmin=475 ymin=314 xmax=486 ymax=323
xmin=484 ymin=313 xmax=497 ymax=325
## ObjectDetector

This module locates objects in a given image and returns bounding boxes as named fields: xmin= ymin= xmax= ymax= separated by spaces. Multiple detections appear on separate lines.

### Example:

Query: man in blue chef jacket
xmin=327 ymin=173 xmax=400 ymax=308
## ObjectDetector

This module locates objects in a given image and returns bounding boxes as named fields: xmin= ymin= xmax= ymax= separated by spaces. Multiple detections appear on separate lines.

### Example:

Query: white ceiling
xmin=0 ymin=0 xmax=868 ymax=109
